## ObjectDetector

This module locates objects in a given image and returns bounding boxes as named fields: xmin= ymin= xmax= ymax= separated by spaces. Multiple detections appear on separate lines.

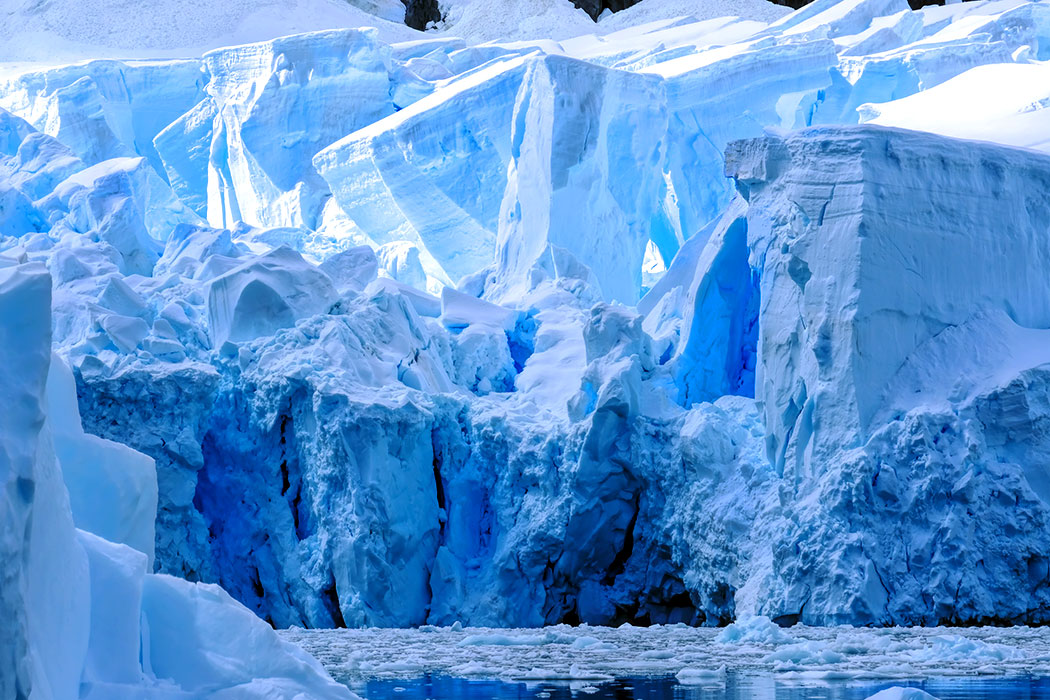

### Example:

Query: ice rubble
xmin=1 ymin=0 xmax=1050 ymax=648
xmin=0 ymin=263 xmax=353 ymax=698
xmin=283 ymin=622 xmax=1044 ymax=689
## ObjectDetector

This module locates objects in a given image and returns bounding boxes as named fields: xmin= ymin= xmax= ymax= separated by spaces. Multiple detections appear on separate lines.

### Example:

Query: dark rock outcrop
xmin=570 ymin=0 xmax=641 ymax=21
xmin=401 ymin=0 xmax=441 ymax=30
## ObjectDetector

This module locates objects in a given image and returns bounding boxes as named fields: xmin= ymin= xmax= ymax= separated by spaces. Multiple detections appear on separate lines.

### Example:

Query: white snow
xmin=860 ymin=61 xmax=1050 ymax=154
xmin=0 ymin=0 xmax=419 ymax=63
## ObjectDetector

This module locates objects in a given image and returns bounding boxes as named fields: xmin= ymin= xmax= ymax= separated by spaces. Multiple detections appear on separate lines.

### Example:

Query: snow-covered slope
xmin=2 ymin=0 xmax=1050 ymax=680
xmin=0 ymin=0 xmax=418 ymax=62
xmin=0 ymin=0 xmax=790 ymax=64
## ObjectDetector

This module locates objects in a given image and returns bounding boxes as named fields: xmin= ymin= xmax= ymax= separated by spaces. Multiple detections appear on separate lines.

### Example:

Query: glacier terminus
xmin=2 ymin=0 xmax=1050 ymax=697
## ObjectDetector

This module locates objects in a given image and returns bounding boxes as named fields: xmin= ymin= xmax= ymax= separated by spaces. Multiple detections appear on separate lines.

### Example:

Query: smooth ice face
xmin=315 ymin=56 xmax=530 ymax=287
xmin=0 ymin=262 xmax=90 ymax=700
xmin=645 ymin=36 xmax=838 ymax=254
xmin=184 ymin=29 xmax=400 ymax=231
xmin=48 ymin=355 xmax=158 ymax=563
xmin=492 ymin=55 xmax=667 ymax=305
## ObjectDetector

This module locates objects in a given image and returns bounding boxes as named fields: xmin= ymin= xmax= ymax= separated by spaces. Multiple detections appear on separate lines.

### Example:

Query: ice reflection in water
xmin=355 ymin=674 xmax=1050 ymax=700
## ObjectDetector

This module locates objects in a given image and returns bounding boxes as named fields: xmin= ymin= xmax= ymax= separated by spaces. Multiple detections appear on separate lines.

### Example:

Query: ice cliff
xmin=0 ymin=263 xmax=353 ymax=698
xmin=2 ymin=0 xmax=1050 ymax=670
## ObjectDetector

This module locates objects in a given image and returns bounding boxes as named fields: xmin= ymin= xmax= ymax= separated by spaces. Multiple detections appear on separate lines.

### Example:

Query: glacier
xmin=3 ymin=0 xmax=1050 ymax=694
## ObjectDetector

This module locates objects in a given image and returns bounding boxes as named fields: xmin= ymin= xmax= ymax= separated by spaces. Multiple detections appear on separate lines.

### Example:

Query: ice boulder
xmin=207 ymin=246 xmax=338 ymax=346
xmin=40 ymin=156 xmax=199 ymax=274
xmin=319 ymin=244 xmax=380 ymax=294
xmin=864 ymin=689 xmax=940 ymax=700
xmin=0 ymin=107 xmax=85 ymax=203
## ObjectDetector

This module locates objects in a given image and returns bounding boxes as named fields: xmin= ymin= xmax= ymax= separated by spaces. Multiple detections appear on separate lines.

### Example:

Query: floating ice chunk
xmin=1 ymin=262 xmax=92 ymax=700
xmin=908 ymin=635 xmax=1022 ymax=663
xmin=716 ymin=615 xmax=794 ymax=645
xmin=675 ymin=665 xmax=727 ymax=684
xmin=765 ymin=641 xmax=846 ymax=666
xmin=864 ymin=688 xmax=940 ymax=700
xmin=207 ymin=246 xmax=337 ymax=346
xmin=512 ymin=664 xmax=613 ymax=681
xmin=142 ymin=574 xmax=354 ymax=698
xmin=459 ymin=632 xmax=559 ymax=647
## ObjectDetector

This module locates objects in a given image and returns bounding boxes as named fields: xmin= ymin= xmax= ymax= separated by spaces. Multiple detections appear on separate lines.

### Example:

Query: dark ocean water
xmin=351 ymin=673 xmax=1050 ymax=700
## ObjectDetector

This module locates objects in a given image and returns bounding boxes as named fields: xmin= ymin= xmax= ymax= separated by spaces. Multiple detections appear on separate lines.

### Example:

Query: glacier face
xmin=2 ymin=0 xmax=1050 ymax=661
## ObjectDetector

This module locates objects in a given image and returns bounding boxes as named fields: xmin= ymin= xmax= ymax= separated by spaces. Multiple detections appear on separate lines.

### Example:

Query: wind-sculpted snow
xmin=2 ymin=0 xmax=1050 ymax=652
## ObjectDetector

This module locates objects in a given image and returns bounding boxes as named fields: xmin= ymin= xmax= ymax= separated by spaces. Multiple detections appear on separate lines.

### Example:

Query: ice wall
xmin=3 ymin=0 xmax=1050 ymax=635
xmin=726 ymin=125 xmax=1050 ymax=624
xmin=0 ymin=261 xmax=353 ymax=698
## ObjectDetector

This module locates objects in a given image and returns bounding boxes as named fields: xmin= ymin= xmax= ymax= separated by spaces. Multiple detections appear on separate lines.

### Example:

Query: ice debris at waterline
xmin=1 ymin=0 xmax=1050 ymax=673
xmin=283 ymin=619 xmax=1050 ymax=684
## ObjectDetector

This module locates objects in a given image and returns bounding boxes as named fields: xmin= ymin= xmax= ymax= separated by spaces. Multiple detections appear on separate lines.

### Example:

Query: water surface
xmin=355 ymin=674 xmax=1050 ymax=700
